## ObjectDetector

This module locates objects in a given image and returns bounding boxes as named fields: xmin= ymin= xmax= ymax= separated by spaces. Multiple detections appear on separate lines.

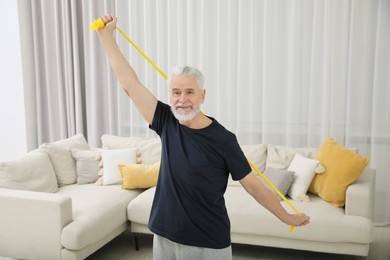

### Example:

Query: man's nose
xmin=178 ymin=93 xmax=188 ymax=102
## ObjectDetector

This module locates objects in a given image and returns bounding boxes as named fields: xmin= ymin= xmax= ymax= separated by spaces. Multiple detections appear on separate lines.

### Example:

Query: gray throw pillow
xmin=71 ymin=149 xmax=100 ymax=184
xmin=256 ymin=168 xmax=295 ymax=200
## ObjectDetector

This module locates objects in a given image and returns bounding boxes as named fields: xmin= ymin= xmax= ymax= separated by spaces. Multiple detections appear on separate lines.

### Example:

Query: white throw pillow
xmin=39 ymin=134 xmax=90 ymax=186
xmin=0 ymin=150 xmax=58 ymax=193
xmin=287 ymin=153 xmax=319 ymax=200
xmin=101 ymin=148 xmax=137 ymax=185
xmin=101 ymin=135 xmax=161 ymax=164
xmin=71 ymin=149 xmax=101 ymax=184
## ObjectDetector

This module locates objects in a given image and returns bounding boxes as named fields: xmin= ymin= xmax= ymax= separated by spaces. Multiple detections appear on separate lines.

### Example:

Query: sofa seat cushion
xmin=58 ymin=184 xmax=142 ymax=250
xmin=127 ymin=187 xmax=156 ymax=225
xmin=127 ymin=186 xmax=372 ymax=245
xmin=225 ymin=186 xmax=373 ymax=244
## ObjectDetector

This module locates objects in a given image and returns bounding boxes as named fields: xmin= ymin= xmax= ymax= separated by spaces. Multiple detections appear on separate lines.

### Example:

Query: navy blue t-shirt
xmin=148 ymin=101 xmax=251 ymax=249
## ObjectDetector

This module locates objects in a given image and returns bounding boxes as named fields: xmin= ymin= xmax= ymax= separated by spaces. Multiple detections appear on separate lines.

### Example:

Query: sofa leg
xmin=133 ymin=233 xmax=139 ymax=251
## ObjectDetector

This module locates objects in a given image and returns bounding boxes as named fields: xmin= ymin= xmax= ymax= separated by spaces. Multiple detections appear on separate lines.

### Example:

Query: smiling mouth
xmin=176 ymin=104 xmax=192 ymax=111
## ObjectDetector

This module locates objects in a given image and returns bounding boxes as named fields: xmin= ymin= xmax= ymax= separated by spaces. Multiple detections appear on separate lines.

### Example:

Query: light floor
xmin=87 ymin=225 xmax=390 ymax=260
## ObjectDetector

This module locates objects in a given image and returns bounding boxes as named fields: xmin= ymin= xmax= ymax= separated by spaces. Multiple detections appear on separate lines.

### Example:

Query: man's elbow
xmin=239 ymin=173 xmax=259 ymax=197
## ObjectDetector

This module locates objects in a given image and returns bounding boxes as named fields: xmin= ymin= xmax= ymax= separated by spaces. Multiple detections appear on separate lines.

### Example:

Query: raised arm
xmin=240 ymin=172 xmax=310 ymax=227
xmin=97 ymin=15 xmax=158 ymax=125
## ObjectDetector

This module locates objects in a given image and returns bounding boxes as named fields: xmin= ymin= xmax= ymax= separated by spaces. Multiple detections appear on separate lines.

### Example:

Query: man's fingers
xmin=101 ymin=14 xmax=115 ymax=25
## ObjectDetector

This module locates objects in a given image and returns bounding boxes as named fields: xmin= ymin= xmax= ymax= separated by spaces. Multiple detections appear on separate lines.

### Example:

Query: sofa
xmin=0 ymin=134 xmax=375 ymax=259
xmin=123 ymin=135 xmax=375 ymax=257
xmin=0 ymin=134 xmax=145 ymax=260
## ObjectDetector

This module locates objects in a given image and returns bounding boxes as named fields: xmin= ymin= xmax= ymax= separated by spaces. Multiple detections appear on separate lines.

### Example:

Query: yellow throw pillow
xmin=309 ymin=137 xmax=369 ymax=207
xmin=118 ymin=162 xmax=160 ymax=189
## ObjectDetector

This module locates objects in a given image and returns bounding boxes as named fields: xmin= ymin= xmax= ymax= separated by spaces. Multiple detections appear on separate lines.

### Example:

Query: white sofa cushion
xmin=266 ymin=144 xmax=359 ymax=171
xmin=59 ymin=184 xmax=142 ymax=250
xmin=39 ymin=134 xmax=90 ymax=186
xmin=241 ymin=144 xmax=267 ymax=173
xmin=0 ymin=150 xmax=58 ymax=193
xmin=266 ymin=144 xmax=318 ymax=170
xmin=225 ymin=186 xmax=372 ymax=244
xmin=127 ymin=185 xmax=373 ymax=244
xmin=127 ymin=187 xmax=156 ymax=225
xmin=101 ymin=135 xmax=161 ymax=164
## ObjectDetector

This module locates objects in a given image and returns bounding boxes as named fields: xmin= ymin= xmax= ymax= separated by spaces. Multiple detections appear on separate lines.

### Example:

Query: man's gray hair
xmin=168 ymin=66 xmax=205 ymax=90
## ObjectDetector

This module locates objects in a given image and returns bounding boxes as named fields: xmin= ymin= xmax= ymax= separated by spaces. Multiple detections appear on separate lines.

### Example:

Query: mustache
xmin=175 ymin=102 xmax=193 ymax=109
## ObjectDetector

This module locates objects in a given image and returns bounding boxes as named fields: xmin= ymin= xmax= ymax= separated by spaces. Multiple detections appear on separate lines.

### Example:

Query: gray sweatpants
xmin=153 ymin=234 xmax=232 ymax=260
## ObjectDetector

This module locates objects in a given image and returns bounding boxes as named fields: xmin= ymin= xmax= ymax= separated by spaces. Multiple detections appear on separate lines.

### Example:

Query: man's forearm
xmin=240 ymin=173 xmax=291 ymax=223
xmin=250 ymin=182 xmax=291 ymax=223
xmin=240 ymin=172 xmax=310 ymax=227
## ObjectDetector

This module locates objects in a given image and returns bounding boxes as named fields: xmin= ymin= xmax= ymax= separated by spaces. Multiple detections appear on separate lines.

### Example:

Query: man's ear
xmin=201 ymin=89 xmax=206 ymax=103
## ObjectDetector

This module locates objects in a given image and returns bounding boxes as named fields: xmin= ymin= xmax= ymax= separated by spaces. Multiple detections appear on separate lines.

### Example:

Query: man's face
xmin=169 ymin=75 xmax=205 ymax=122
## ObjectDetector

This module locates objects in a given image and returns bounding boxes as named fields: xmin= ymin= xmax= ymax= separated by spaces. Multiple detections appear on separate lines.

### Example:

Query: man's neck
xmin=179 ymin=112 xmax=212 ymax=129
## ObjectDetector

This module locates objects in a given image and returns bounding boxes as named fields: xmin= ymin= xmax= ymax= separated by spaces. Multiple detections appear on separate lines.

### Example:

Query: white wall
xmin=0 ymin=1 xmax=27 ymax=160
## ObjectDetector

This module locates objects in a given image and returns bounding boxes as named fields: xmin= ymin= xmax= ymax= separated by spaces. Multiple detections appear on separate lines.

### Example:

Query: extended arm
xmin=97 ymin=15 xmax=158 ymax=124
xmin=240 ymin=172 xmax=310 ymax=227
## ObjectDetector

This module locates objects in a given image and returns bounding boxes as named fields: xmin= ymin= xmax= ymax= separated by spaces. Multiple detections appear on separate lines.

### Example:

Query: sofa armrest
xmin=0 ymin=188 xmax=73 ymax=260
xmin=345 ymin=169 xmax=376 ymax=220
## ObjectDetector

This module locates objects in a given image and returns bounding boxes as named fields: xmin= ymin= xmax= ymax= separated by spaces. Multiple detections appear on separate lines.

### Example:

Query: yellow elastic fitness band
xmin=90 ymin=18 xmax=301 ymax=232
xmin=90 ymin=19 xmax=167 ymax=80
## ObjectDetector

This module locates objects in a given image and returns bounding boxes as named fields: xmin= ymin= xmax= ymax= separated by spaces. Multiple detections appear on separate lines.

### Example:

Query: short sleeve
xmin=222 ymin=136 xmax=252 ymax=181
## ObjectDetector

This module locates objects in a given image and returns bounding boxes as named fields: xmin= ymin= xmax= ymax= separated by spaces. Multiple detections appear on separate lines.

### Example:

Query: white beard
xmin=170 ymin=102 xmax=200 ymax=122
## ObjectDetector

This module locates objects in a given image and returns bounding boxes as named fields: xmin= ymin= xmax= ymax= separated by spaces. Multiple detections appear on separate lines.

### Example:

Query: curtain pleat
xmin=20 ymin=0 xmax=390 ymax=225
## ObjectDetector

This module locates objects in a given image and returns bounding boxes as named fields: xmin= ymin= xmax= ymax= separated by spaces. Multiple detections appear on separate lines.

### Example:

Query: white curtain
xmin=19 ymin=0 xmax=390 ymax=225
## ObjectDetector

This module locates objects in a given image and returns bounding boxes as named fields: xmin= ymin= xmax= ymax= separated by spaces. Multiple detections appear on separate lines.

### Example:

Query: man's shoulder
xmin=210 ymin=118 xmax=236 ymax=137
xmin=156 ymin=100 xmax=170 ymax=110
xmin=206 ymin=119 xmax=238 ymax=148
